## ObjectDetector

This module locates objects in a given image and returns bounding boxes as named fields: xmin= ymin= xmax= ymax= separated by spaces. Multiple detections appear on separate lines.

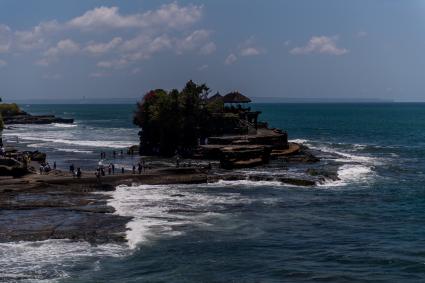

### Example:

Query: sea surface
xmin=2 ymin=103 xmax=425 ymax=282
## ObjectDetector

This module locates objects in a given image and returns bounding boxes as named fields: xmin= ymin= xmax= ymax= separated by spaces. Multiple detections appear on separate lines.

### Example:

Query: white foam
xmin=289 ymin=139 xmax=309 ymax=144
xmin=0 ymin=240 xmax=127 ymax=281
xmin=56 ymin=148 xmax=94 ymax=154
xmin=212 ymin=179 xmax=283 ymax=187
xmin=52 ymin=123 xmax=77 ymax=128
xmin=17 ymin=136 xmax=134 ymax=149
xmin=318 ymin=164 xmax=374 ymax=187
xmin=109 ymin=184 xmax=254 ymax=249
xmin=338 ymin=164 xmax=373 ymax=180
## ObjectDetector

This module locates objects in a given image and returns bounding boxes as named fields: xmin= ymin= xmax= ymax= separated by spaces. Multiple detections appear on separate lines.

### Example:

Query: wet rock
xmin=0 ymin=208 xmax=129 ymax=244
xmin=283 ymin=151 xmax=320 ymax=163
xmin=307 ymin=168 xmax=340 ymax=181
xmin=3 ymin=113 xmax=74 ymax=125
xmin=219 ymin=145 xmax=272 ymax=169
xmin=247 ymin=174 xmax=275 ymax=182
xmin=29 ymin=151 xmax=46 ymax=163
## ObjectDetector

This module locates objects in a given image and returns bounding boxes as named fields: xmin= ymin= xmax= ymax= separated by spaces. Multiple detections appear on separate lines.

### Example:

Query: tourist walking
xmin=76 ymin=168 xmax=82 ymax=178
xmin=132 ymin=165 xmax=136 ymax=174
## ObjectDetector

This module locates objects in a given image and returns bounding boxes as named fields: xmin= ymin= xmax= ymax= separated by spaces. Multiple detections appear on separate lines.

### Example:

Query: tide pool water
xmin=2 ymin=103 xmax=425 ymax=282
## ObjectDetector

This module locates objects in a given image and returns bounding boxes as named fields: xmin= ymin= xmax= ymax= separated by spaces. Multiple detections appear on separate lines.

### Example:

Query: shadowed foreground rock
xmin=0 ymin=168 xmax=208 ymax=244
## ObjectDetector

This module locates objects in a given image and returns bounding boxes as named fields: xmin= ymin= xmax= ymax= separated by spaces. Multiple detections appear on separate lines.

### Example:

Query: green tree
xmin=134 ymin=80 xmax=217 ymax=156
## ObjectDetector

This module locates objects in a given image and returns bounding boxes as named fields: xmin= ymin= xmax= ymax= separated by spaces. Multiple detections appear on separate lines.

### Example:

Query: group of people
xmin=133 ymin=160 xmax=147 ymax=174
xmin=39 ymin=161 xmax=56 ymax=175
xmin=69 ymin=164 xmax=82 ymax=178
xmin=100 ymin=150 xmax=131 ymax=160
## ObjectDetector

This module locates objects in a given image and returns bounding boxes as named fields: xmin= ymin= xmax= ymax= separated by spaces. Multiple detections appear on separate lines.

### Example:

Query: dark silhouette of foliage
xmin=134 ymin=80 xmax=222 ymax=156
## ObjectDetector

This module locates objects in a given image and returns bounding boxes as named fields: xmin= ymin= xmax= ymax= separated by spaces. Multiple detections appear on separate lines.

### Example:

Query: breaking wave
xmin=0 ymin=240 xmax=127 ymax=282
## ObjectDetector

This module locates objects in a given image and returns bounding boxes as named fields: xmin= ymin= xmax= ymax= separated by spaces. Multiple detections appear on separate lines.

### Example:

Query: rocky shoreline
xmin=0 ymin=168 xmax=208 ymax=244
xmin=0 ymin=143 xmax=338 ymax=245
xmin=3 ymin=111 xmax=73 ymax=125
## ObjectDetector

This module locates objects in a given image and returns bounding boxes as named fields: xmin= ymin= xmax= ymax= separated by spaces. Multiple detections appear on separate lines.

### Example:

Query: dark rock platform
xmin=3 ymin=112 xmax=74 ymax=125
xmin=0 ymin=168 xmax=208 ymax=244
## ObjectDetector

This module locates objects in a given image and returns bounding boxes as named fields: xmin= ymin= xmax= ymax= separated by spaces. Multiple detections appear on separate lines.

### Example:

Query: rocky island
xmin=0 ymin=82 xmax=335 ymax=245
xmin=0 ymin=102 xmax=73 ymax=125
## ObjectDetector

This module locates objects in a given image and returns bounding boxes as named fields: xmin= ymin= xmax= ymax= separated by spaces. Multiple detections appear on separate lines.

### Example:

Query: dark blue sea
xmin=2 ymin=103 xmax=425 ymax=282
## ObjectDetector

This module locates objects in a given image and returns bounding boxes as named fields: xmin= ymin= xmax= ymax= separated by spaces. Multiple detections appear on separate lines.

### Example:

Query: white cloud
xmin=240 ymin=47 xmax=261 ymax=56
xmin=38 ymin=39 xmax=80 ymax=66
xmin=290 ymin=36 xmax=348 ymax=56
xmin=42 ymin=73 xmax=62 ymax=79
xmin=0 ymin=59 xmax=7 ymax=68
xmin=176 ymin=30 xmax=210 ymax=54
xmin=85 ymin=37 xmax=122 ymax=55
xmin=44 ymin=39 xmax=80 ymax=57
xmin=35 ymin=58 xmax=50 ymax=66
xmin=1 ymin=3 xmax=208 ymax=68
xmin=97 ymin=58 xmax=128 ymax=69
xmin=0 ymin=25 xmax=11 ymax=53
xmin=237 ymin=36 xmax=264 ymax=57
xmin=15 ymin=21 xmax=60 ymax=51
xmin=67 ymin=3 xmax=202 ymax=31
xmin=120 ymin=30 xmax=212 ymax=63
xmin=120 ymin=34 xmax=172 ymax=62
xmin=131 ymin=67 xmax=141 ymax=74
xmin=89 ymin=71 xmax=110 ymax=78
xmin=199 ymin=42 xmax=216 ymax=55
xmin=225 ymin=53 xmax=237 ymax=65
xmin=198 ymin=64 xmax=208 ymax=70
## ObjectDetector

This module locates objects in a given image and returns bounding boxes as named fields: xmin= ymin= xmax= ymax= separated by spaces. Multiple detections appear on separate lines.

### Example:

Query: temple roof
xmin=222 ymin=91 xmax=251 ymax=103
xmin=208 ymin=92 xmax=223 ymax=102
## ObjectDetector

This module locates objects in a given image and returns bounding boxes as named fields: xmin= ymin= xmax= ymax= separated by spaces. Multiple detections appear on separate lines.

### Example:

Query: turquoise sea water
xmin=2 ymin=103 xmax=425 ymax=282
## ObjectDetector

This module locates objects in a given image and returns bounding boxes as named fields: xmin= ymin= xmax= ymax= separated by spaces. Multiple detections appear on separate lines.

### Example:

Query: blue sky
xmin=0 ymin=0 xmax=424 ymax=102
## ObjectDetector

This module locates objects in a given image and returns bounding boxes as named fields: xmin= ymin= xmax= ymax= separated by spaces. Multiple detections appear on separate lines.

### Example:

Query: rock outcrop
xmin=3 ymin=111 xmax=73 ymax=125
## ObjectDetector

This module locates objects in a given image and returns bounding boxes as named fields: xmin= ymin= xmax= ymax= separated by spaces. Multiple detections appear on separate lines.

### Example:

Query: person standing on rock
xmin=138 ymin=162 xmax=142 ymax=174
xmin=95 ymin=169 xmax=101 ymax=184
xmin=53 ymin=161 xmax=56 ymax=170
xmin=70 ymin=164 xmax=75 ymax=174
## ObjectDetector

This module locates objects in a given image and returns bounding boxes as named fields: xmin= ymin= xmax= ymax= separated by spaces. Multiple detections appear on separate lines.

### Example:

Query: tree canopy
xmin=134 ymin=80 xmax=223 ymax=156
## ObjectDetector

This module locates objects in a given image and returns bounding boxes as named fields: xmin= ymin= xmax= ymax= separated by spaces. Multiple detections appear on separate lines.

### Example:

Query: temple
xmin=196 ymin=91 xmax=296 ymax=169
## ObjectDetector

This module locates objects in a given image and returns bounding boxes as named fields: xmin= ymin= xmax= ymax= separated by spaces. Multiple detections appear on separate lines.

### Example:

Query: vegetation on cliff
xmin=134 ymin=80 xmax=223 ymax=156
xmin=0 ymin=103 xmax=21 ymax=116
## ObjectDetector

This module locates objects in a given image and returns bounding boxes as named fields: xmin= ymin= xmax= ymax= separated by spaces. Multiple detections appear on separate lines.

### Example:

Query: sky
xmin=0 ymin=0 xmax=425 ymax=102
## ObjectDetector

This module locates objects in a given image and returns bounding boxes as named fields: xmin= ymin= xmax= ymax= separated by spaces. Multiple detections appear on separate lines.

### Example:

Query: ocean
xmin=2 ymin=103 xmax=425 ymax=282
